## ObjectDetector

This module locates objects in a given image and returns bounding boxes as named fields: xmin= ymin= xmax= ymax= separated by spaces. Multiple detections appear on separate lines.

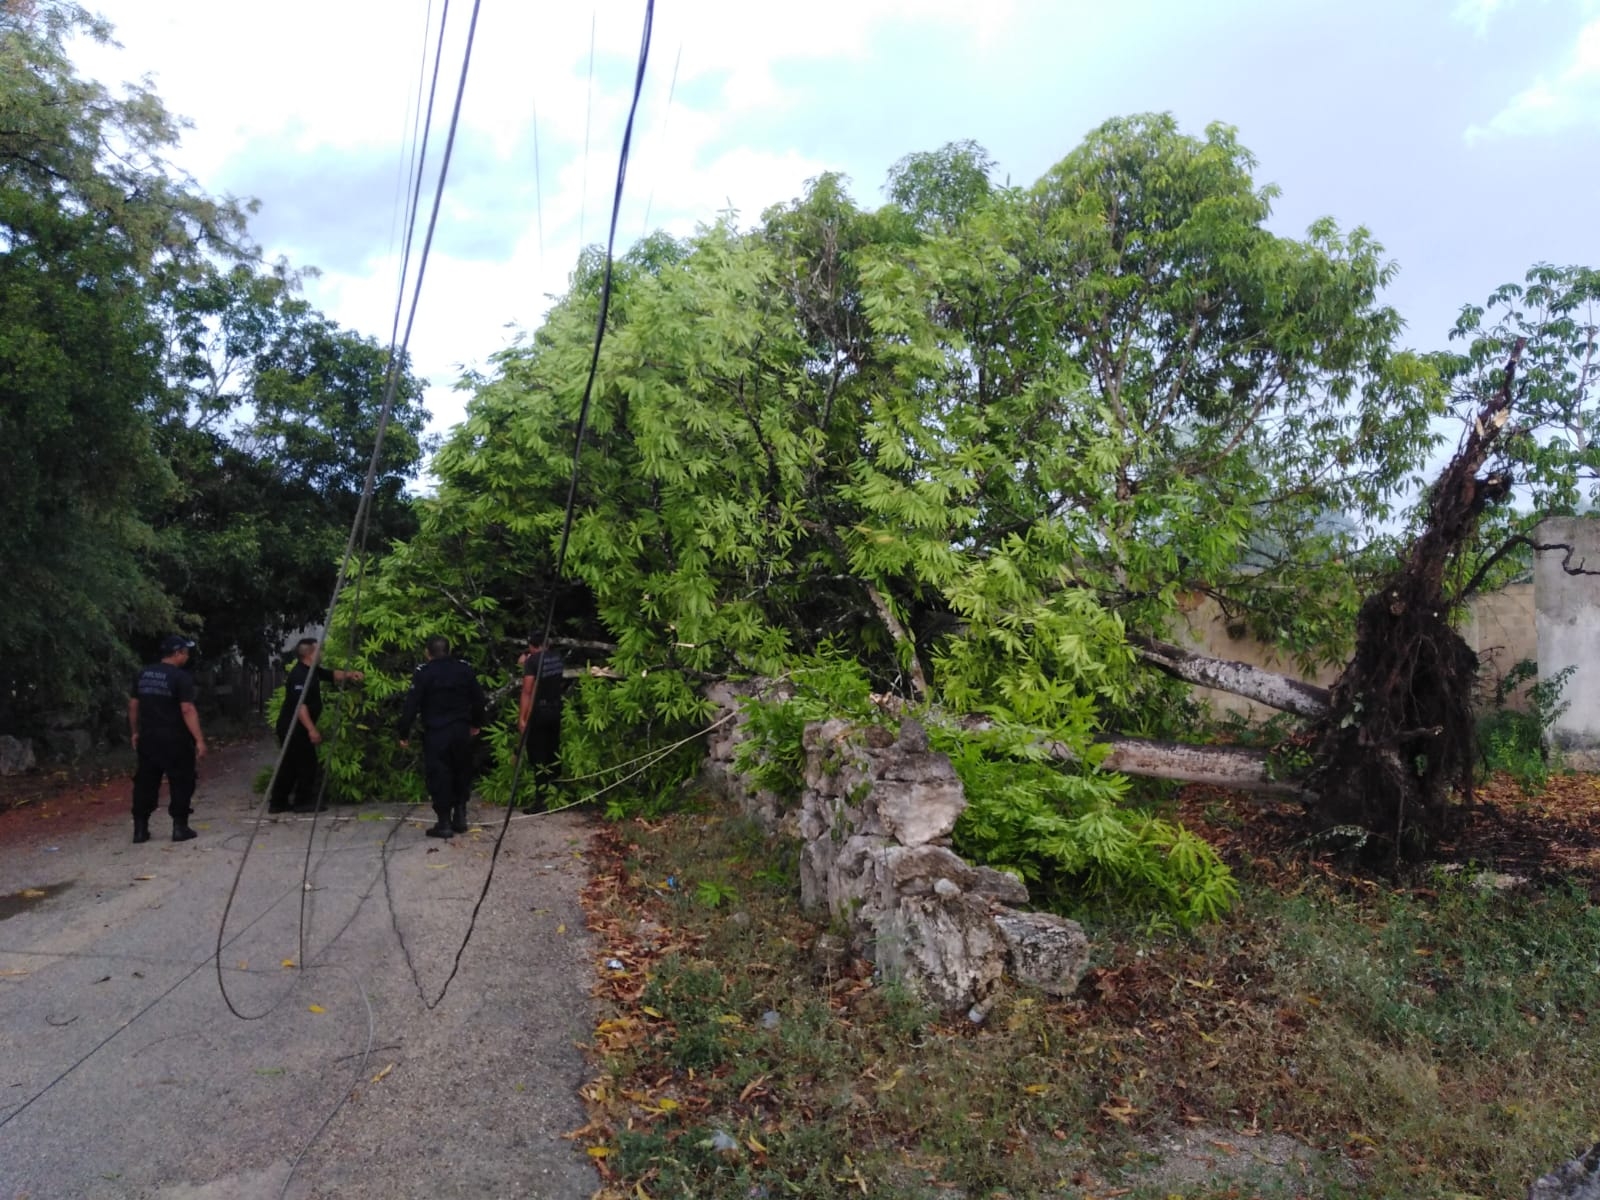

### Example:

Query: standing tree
xmin=0 ymin=1 xmax=248 ymax=728
xmin=152 ymin=261 xmax=430 ymax=666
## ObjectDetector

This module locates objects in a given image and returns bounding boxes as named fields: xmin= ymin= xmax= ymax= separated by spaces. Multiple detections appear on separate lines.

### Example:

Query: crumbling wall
xmin=702 ymin=688 xmax=1090 ymax=1012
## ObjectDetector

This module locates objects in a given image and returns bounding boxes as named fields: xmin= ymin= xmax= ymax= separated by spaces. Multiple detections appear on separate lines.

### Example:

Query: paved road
xmin=0 ymin=741 xmax=599 ymax=1200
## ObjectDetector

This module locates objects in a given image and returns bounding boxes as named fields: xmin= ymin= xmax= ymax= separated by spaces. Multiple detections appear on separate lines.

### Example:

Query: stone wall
xmin=1174 ymin=585 xmax=1539 ymax=719
xmin=702 ymin=685 xmax=1090 ymax=1013
xmin=1537 ymin=517 xmax=1600 ymax=769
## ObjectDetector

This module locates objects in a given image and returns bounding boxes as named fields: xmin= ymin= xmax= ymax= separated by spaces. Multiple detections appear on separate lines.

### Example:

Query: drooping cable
xmin=385 ymin=0 xmax=656 ymax=1011
xmin=215 ymin=0 xmax=487 ymax=1021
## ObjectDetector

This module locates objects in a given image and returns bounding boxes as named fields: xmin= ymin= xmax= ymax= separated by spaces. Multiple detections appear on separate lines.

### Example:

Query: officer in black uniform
xmin=518 ymin=634 xmax=567 ymax=809
xmin=127 ymin=635 xmax=206 ymax=844
xmin=397 ymin=635 xmax=487 ymax=838
xmin=270 ymin=637 xmax=364 ymax=814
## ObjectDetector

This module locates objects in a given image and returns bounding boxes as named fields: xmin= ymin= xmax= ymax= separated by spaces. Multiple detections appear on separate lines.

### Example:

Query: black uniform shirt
xmin=278 ymin=662 xmax=336 ymax=739
xmin=131 ymin=663 xmax=197 ymax=744
xmin=522 ymin=649 xmax=566 ymax=708
xmin=398 ymin=658 xmax=487 ymax=737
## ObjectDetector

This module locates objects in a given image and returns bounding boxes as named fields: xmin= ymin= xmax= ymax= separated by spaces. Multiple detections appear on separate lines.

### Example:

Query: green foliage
xmin=0 ymin=5 xmax=428 ymax=730
xmin=152 ymin=262 xmax=431 ymax=663
xmin=733 ymin=660 xmax=1235 ymax=925
xmin=694 ymin=880 xmax=738 ymax=909
xmin=340 ymin=116 xmax=1453 ymax=848
xmin=1443 ymin=264 xmax=1600 ymax=600
xmin=1477 ymin=659 xmax=1574 ymax=792
xmin=935 ymin=725 xmax=1237 ymax=927
xmin=731 ymin=651 xmax=882 ymax=803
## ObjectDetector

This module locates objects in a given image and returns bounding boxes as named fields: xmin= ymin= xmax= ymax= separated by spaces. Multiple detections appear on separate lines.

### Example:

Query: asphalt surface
xmin=0 ymin=740 xmax=599 ymax=1200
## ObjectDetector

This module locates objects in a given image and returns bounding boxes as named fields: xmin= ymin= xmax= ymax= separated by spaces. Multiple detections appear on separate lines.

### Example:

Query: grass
xmin=576 ymin=791 xmax=1600 ymax=1199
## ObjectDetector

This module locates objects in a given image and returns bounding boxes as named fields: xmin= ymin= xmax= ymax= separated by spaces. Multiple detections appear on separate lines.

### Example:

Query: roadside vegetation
xmin=576 ymin=775 xmax=1600 ymax=1200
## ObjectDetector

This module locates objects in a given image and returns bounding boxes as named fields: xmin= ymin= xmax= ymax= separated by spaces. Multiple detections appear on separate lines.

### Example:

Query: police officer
xmin=397 ymin=635 xmax=487 ymax=838
xmin=517 ymin=634 xmax=566 ymax=809
xmin=270 ymin=637 xmax=364 ymax=814
xmin=128 ymin=635 xmax=206 ymax=844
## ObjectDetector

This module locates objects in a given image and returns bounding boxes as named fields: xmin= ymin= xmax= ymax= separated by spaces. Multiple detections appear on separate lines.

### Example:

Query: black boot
xmin=172 ymin=816 xmax=197 ymax=842
xmin=133 ymin=816 xmax=150 ymax=844
xmin=450 ymin=801 xmax=468 ymax=834
xmin=425 ymin=820 xmax=454 ymax=839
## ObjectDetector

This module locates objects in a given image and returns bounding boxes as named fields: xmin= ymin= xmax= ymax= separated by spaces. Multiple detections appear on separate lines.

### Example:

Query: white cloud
xmin=1453 ymin=0 xmax=1515 ymax=35
xmin=1466 ymin=14 xmax=1600 ymax=141
xmin=73 ymin=0 xmax=1015 ymax=445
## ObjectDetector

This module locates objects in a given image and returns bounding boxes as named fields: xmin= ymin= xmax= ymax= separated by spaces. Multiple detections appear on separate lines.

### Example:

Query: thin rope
xmin=578 ymin=7 xmax=596 ymax=253
xmin=640 ymin=41 xmax=682 ymax=238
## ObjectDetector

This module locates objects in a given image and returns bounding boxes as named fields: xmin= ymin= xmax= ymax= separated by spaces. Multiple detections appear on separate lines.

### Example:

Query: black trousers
xmin=423 ymin=726 xmax=474 ymax=820
xmin=132 ymin=738 xmax=196 ymax=822
xmin=270 ymin=726 xmax=320 ymax=811
xmin=526 ymin=705 xmax=562 ymax=794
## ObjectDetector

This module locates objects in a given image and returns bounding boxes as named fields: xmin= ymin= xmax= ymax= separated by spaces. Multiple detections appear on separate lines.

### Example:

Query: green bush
xmin=1477 ymin=659 xmax=1573 ymax=793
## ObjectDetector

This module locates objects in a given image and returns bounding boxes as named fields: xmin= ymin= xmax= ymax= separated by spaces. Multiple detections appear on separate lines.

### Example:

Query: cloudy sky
xmin=74 ymin=0 xmax=1600 ymax=450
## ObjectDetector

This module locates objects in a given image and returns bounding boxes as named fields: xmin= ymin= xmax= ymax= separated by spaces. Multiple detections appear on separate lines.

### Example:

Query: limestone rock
xmin=0 ymin=735 xmax=36 ymax=776
xmin=895 ymin=717 xmax=929 ymax=754
xmin=874 ymin=893 xmax=1006 ymax=1010
xmin=1529 ymin=1142 xmax=1600 ymax=1200
xmin=970 ymin=865 xmax=1030 ymax=906
xmin=993 ymin=909 xmax=1091 ymax=997
xmin=827 ymin=834 xmax=894 ymax=918
xmin=878 ymin=843 xmax=977 ymax=897
xmin=869 ymin=749 xmax=966 ymax=845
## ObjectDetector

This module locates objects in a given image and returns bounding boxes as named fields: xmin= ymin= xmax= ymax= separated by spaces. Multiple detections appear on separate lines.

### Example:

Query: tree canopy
xmin=332 ymin=115 xmax=1504 ymax=913
xmin=0 ymin=3 xmax=427 ymax=730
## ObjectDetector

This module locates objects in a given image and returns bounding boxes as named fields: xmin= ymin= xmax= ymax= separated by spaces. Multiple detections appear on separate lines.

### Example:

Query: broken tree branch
xmin=1457 ymin=534 xmax=1600 ymax=602
xmin=1129 ymin=634 xmax=1330 ymax=719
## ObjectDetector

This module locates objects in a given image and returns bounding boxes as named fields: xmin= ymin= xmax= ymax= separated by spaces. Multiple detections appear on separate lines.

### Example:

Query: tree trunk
xmin=1129 ymin=634 xmax=1330 ymax=719
xmin=958 ymin=715 xmax=1306 ymax=797
xmin=1306 ymin=340 xmax=1526 ymax=860
xmin=1094 ymin=737 xmax=1308 ymax=797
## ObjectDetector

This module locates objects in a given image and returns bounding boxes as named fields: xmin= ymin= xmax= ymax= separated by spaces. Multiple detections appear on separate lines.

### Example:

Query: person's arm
xmin=469 ymin=672 xmax=487 ymax=735
xmin=297 ymin=703 xmax=321 ymax=744
xmin=398 ymin=670 xmax=423 ymax=746
xmin=518 ymin=672 xmax=536 ymax=732
xmin=127 ymin=697 xmax=139 ymax=750
xmin=333 ymin=668 xmax=364 ymax=683
xmin=180 ymin=702 xmax=207 ymax=759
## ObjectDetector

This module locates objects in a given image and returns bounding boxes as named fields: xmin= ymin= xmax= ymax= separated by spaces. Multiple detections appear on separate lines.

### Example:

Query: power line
xmin=215 ymin=0 xmax=487 ymax=1022
xmin=532 ymin=94 xmax=545 ymax=258
xmin=386 ymin=0 xmax=657 ymax=1011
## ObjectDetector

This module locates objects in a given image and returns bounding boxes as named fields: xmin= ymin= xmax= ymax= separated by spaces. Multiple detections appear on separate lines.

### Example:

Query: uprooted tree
xmin=330 ymin=115 xmax=1599 ymax=905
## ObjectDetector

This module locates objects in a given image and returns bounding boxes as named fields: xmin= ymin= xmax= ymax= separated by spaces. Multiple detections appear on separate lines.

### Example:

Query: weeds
xmin=579 ymin=792 xmax=1600 ymax=1200
xmin=1477 ymin=659 xmax=1575 ymax=793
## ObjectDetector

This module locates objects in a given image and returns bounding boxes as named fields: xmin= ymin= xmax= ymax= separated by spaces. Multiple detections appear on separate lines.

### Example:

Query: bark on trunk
xmin=1093 ymin=737 xmax=1308 ymax=797
xmin=958 ymin=715 xmax=1306 ymax=797
xmin=1130 ymin=635 xmax=1330 ymax=719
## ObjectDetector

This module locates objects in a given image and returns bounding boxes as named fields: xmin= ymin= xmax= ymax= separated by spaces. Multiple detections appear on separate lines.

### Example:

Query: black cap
xmin=160 ymin=635 xmax=197 ymax=654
